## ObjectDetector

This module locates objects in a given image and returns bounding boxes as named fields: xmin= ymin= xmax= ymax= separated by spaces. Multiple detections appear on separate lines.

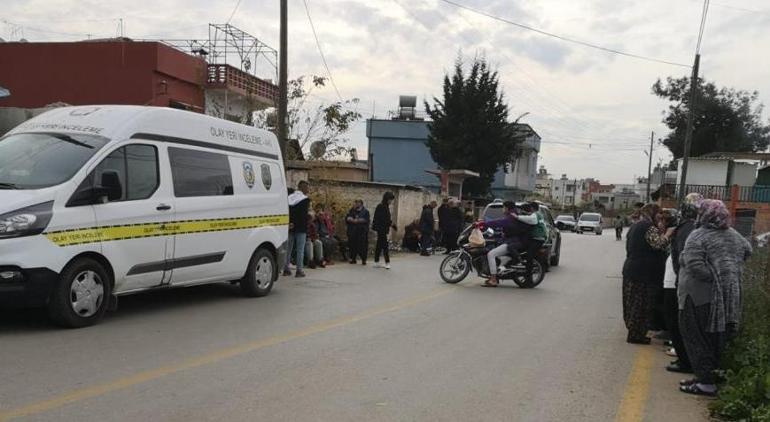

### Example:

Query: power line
xmin=226 ymin=0 xmax=243 ymax=24
xmin=436 ymin=0 xmax=692 ymax=68
xmin=695 ymin=0 xmax=711 ymax=54
xmin=302 ymin=0 xmax=343 ymax=101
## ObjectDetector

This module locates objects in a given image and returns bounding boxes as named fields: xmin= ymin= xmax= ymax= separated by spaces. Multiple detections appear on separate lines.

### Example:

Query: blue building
xmin=366 ymin=118 xmax=541 ymax=200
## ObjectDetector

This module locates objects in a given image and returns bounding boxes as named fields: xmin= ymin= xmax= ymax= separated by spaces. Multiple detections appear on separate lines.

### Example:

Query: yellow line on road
xmin=0 ymin=287 xmax=455 ymax=422
xmin=615 ymin=346 xmax=655 ymax=422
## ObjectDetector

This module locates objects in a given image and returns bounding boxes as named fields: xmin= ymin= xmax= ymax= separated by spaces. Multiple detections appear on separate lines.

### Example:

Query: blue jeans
xmin=285 ymin=232 xmax=307 ymax=272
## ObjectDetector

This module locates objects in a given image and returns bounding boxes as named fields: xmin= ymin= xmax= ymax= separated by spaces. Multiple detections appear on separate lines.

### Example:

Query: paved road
xmin=0 ymin=231 xmax=710 ymax=421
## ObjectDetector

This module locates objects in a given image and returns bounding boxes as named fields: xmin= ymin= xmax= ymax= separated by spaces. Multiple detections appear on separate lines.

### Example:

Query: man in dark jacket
xmin=443 ymin=199 xmax=465 ymax=252
xmin=419 ymin=201 xmax=437 ymax=256
xmin=284 ymin=181 xmax=311 ymax=278
xmin=346 ymin=200 xmax=370 ymax=265
xmin=372 ymin=192 xmax=397 ymax=269
xmin=436 ymin=198 xmax=449 ymax=249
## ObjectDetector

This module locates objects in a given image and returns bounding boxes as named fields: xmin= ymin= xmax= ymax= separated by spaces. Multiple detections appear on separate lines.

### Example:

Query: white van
xmin=0 ymin=106 xmax=288 ymax=327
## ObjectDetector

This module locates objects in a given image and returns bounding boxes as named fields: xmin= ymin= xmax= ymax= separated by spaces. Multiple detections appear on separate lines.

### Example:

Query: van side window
xmin=168 ymin=147 xmax=233 ymax=197
xmin=92 ymin=144 xmax=159 ymax=202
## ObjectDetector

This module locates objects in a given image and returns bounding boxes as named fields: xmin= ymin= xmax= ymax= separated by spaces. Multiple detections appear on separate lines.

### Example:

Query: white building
xmin=500 ymin=124 xmax=542 ymax=199
xmin=550 ymin=175 xmax=587 ymax=207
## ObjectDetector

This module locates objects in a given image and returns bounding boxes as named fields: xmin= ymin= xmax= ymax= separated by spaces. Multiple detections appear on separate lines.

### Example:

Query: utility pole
xmin=677 ymin=54 xmax=701 ymax=204
xmin=646 ymin=131 xmax=654 ymax=202
xmin=277 ymin=0 xmax=289 ymax=161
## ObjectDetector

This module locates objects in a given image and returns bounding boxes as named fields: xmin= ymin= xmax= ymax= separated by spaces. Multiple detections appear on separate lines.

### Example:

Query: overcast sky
xmin=4 ymin=0 xmax=770 ymax=184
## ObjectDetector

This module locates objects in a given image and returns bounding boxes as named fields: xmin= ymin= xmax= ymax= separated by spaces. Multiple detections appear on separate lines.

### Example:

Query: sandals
xmin=680 ymin=378 xmax=698 ymax=386
xmin=680 ymin=383 xmax=717 ymax=397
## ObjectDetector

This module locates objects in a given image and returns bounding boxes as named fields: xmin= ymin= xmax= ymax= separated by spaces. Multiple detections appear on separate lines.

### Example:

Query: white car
xmin=554 ymin=215 xmax=576 ymax=231
xmin=0 ymin=106 xmax=288 ymax=327
xmin=575 ymin=212 xmax=603 ymax=235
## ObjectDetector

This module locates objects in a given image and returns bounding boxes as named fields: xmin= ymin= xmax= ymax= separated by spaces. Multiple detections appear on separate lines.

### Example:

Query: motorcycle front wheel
xmin=439 ymin=252 xmax=471 ymax=284
xmin=513 ymin=259 xmax=545 ymax=288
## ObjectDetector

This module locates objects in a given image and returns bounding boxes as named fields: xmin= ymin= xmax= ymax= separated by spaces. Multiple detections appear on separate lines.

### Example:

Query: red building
xmin=0 ymin=39 xmax=277 ymax=117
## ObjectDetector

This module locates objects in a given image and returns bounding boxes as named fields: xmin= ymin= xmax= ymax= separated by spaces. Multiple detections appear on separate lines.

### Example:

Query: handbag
xmin=468 ymin=227 xmax=485 ymax=247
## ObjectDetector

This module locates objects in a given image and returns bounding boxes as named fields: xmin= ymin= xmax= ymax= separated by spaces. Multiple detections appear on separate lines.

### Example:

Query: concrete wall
xmin=0 ymin=106 xmax=52 ymax=136
xmin=732 ymin=162 xmax=757 ymax=186
xmin=308 ymin=178 xmax=441 ymax=243
xmin=677 ymin=160 xmax=729 ymax=186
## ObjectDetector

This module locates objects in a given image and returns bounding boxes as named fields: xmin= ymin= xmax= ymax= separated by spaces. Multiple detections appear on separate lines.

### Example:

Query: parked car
xmin=481 ymin=200 xmax=561 ymax=269
xmin=575 ymin=212 xmax=603 ymax=235
xmin=554 ymin=214 xmax=576 ymax=231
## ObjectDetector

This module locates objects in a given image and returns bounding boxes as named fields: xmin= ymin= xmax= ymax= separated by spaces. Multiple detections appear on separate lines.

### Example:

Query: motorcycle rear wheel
xmin=513 ymin=259 xmax=545 ymax=288
xmin=439 ymin=252 xmax=471 ymax=284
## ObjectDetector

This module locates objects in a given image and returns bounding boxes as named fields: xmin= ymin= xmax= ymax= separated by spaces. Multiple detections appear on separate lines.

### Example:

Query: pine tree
xmin=425 ymin=56 xmax=522 ymax=196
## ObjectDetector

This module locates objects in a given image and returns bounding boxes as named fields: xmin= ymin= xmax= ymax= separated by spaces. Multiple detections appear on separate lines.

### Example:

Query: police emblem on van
xmin=261 ymin=163 xmax=272 ymax=190
xmin=242 ymin=162 xmax=256 ymax=188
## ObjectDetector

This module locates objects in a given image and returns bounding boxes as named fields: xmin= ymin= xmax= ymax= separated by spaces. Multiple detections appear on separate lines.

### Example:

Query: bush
xmin=711 ymin=248 xmax=770 ymax=421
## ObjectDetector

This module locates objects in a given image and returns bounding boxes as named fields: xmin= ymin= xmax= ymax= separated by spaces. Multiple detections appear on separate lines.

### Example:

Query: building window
xmin=169 ymin=147 xmax=233 ymax=197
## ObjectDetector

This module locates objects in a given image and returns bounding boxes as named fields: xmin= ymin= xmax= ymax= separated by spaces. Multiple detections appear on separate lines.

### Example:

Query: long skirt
xmin=623 ymin=278 xmax=650 ymax=342
xmin=679 ymin=297 xmax=729 ymax=385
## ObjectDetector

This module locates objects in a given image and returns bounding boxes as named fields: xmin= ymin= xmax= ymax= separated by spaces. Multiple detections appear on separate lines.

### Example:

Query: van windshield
xmin=0 ymin=132 xmax=109 ymax=189
xmin=581 ymin=214 xmax=601 ymax=222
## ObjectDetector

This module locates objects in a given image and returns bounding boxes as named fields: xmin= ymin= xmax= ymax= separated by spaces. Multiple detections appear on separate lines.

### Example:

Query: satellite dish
xmin=309 ymin=141 xmax=326 ymax=159
xmin=19 ymin=38 xmax=28 ymax=43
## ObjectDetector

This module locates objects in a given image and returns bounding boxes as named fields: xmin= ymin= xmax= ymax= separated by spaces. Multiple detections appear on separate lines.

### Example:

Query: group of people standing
xmin=622 ymin=194 xmax=752 ymax=397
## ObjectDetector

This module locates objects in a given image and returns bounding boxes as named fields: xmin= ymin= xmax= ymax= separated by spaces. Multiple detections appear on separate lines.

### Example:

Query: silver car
xmin=575 ymin=212 xmax=603 ymax=235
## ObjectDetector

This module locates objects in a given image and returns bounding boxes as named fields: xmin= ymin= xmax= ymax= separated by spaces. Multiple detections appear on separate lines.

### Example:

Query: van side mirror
xmin=99 ymin=171 xmax=122 ymax=201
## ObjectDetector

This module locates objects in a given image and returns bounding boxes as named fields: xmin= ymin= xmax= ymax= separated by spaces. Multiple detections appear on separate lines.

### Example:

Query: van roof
xmin=8 ymin=105 xmax=280 ymax=159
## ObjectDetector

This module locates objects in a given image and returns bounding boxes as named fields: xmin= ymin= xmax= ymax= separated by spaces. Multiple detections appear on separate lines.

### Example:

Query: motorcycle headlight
xmin=0 ymin=202 xmax=54 ymax=239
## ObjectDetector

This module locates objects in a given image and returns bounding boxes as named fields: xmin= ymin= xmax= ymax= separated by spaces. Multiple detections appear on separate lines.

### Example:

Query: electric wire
xmin=695 ymin=0 xmax=711 ymax=54
xmin=226 ymin=0 xmax=242 ymax=24
xmin=302 ymin=0 xmax=343 ymax=101
xmin=436 ymin=0 xmax=692 ymax=68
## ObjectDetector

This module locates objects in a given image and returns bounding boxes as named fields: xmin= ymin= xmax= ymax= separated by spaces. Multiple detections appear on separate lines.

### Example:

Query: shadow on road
xmin=0 ymin=283 xmax=276 ymax=331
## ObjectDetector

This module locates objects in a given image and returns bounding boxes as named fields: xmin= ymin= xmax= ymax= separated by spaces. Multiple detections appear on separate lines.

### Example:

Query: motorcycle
xmin=439 ymin=224 xmax=545 ymax=288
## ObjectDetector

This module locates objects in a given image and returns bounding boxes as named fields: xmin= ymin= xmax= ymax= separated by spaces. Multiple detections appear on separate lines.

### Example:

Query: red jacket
xmin=317 ymin=212 xmax=335 ymax=238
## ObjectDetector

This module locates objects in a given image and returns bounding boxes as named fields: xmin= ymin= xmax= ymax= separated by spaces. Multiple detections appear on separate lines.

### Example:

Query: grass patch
xmin=711 ymin=247 xmax=770 ymax=421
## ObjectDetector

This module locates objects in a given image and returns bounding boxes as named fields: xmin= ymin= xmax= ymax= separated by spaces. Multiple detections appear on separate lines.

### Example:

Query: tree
xmin=255 ymin=75 xmax=361 ymax=160
xmin=653 ymin=76 xmax=770 ymax=159
xmin=425 ymin=56 xmax=523 ymax=196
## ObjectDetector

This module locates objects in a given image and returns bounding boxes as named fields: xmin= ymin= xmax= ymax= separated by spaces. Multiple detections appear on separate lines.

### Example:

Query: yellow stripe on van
xmin=45 ymin=214 xmax=289 ymax=247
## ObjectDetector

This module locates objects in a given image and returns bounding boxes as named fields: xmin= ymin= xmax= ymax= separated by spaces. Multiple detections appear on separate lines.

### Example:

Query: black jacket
xmin=443 ymin=207 xmax=464 ymax=234
xmin=289 ymin=198 xmax=310 ymax=233
xmin=372 ymin=203 xmax=392 ymax=233
xmin=419 ymin=206 xmax=435 ymax=233
xmin=622 ymin=219 xmax=667 ymax=284
xmin=437 ymin=204 xmax=449 ymax=230
xmin=671 ymin=219 xmax=696 ymax=276
xmin=346 ymin=206 xmax=370 ymax=235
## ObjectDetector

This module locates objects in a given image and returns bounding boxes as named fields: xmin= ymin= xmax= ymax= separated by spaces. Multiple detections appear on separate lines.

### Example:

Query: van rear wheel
xmin=48 ymin=258 xmax=111 ymax=328
xmin=241 ymin=248 xmax=275 ymax=297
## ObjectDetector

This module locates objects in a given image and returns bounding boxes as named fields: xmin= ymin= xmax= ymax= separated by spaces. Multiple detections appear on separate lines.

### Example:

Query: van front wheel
xmin=241 ymin=249 xmax=275 ymax=297
xmin=48 ymin=258 xmax=112 ymax=328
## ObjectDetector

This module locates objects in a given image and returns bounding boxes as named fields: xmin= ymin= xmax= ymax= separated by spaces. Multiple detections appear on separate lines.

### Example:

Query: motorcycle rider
xmin=482 ymin=201 xmax=537 ymax=287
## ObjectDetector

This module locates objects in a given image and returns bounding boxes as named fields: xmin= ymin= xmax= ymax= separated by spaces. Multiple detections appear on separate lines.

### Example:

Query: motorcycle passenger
xmin=522 ymin=202 xmax=548 ymax=284
xmin=482 ymin=201 xmax=537 ymax=287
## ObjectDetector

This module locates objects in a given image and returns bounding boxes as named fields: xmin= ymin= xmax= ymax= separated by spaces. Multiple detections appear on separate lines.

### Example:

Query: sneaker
xmin=295 ymin=271 xmax=306 ymax=278
xmin=373 ymin=262 xmax=382 ymax=268
xmin=282 ymin=269 xmax=292 ymax=276
xmin=385 ymin=264 xmax=391 ymax=270
xmin=361 ymin=261 xmax=367 ymax=266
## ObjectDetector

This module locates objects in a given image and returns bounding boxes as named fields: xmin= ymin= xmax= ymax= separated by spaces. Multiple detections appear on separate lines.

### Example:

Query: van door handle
xmin=156 ymin=204 xmax=172 ymax=211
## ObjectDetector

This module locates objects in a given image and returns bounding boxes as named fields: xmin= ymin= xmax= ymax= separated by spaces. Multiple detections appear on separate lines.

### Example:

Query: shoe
xmin=308 ymin=263 xmax=316 ymax=269
xmin=627 ymin=337 xmax=651 ymax=345
xmin=420 ymin=252 xmax=430 ymax=256
xmin=666 ymin=347 xmax=678 ymax=357
xmin=317 ymin=261 xmax=326 ymax=268
xmin=349 ymin=260 xmax=357 ymax=264
xmin=385 ymin=264 xmax=391 ymax=270
xmin=361 ymin=261 xmax=367 ymax=266
xmin=666 ymin=362 xmax=693 ymax=374
xmin=373 ymin=262 xmax=382 ymax=268
xmin=295 ymin=271 xmax=306 ymax=278
xmin=282 ymin=269 xmax=292 ymax=276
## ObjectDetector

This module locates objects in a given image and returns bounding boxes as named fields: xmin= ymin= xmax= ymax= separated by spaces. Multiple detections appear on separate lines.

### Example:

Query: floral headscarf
xmin=639 ymin=203 xmax=660 ymax=222
xmin=680 ymin=192 xmax=704 ymax=220
xmin=697 ymin=199 xmax=730 ymax=229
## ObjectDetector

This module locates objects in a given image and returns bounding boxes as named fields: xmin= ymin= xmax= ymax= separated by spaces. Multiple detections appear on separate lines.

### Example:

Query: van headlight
xmin=0 ymin=202 xmax=53 ymax=239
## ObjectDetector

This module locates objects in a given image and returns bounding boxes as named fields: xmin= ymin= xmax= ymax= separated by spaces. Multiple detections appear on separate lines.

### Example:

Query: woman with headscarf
xmin=622 ymin=203 xmax=673 ymax=344
xmin=664 ymin=193 xmax=702 ymax=374
xmin=678 ymin=199 xmax=752 ymax=396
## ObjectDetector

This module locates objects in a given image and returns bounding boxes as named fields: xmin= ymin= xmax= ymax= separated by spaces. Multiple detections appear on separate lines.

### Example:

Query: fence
xmin=659 ymin=184 xmax=770 ymax=204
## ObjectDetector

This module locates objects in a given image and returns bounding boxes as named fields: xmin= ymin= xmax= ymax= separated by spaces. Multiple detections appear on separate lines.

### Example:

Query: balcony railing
xmin=206 ymin=64 xmax=279 ymax=102
xmin=659 ymin=184 xmax=770 ymax=204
